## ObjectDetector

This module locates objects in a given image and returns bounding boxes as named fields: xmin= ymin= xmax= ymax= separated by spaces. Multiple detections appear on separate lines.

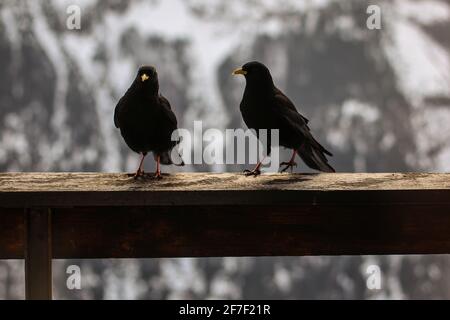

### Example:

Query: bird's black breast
xmin=115 ymin=92 xmax=178 ymax=154
xmin=240 ymin=92 xmax=274 ymax=131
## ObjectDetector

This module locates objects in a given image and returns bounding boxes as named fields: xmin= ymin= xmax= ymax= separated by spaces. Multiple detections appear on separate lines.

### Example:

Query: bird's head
xmin=232 ymin=61 xmax=274 ymax=88
xmin=136 ymin=65 xmax=159 ymax=92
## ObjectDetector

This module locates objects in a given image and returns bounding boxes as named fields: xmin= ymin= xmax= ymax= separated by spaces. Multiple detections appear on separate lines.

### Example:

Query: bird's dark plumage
xmin=114 ymin=66 xmax=183 ymax=178
xmin=233 ymin=61 xmax=335 ymax=174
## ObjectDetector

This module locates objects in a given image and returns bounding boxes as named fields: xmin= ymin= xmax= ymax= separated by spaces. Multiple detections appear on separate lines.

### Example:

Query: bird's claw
xmin=244 ymin=168 xmax=261 ymax=177
xmin=280 ymin=161 xmax=297 ymax=173
xmin=154 ymin=171 xmax=163 ymax=179
xmin=128 ymin=170 xmax=145 ymax=179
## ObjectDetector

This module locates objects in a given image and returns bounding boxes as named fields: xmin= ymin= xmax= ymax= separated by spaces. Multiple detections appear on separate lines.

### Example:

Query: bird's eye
xmin=141 ymin=74 xmax=150 ymax=82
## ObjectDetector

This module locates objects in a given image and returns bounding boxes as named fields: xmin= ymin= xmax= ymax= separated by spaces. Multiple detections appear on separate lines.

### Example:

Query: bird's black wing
xmin=274 ymin=88 xmax=309 ymax=125
xmin=158 ymin=95 xmax=178 ymax=127
xmin=273 ymin=88 xmax=331 ymax=156
xmin=273 ymin=88 xmax=335 ymax=172
xmin=114 ymin=87 xmax=131 ymax=128
xmin=273 ymin=88 xmax=312 ymax=142
xmin=114 ymin=100 xmax=122 ymax=128
xmin=156 ymin=95 xmax=185 ymax=166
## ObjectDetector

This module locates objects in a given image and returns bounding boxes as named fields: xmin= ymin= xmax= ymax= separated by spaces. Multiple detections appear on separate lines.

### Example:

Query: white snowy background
xmin=0 ymin=0 xmax=449 ymax=299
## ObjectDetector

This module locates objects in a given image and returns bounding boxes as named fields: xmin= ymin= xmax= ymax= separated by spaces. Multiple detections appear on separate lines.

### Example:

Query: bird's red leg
xmin=280 ymin=150 xmax=298 ymax=173
xmin=154 ymin=155 xmax=162 ymax=179
xmin=244 ymin=157 xmax=266 ymax=177
xmin=128 ymin=153 xmax=146 ymax=179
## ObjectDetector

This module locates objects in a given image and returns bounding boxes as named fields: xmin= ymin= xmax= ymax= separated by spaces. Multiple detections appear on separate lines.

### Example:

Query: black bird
xmin=233 ymin=61 xmax=335 ymax=176
xmin=114 ymin=66 xmax=183 ymax=179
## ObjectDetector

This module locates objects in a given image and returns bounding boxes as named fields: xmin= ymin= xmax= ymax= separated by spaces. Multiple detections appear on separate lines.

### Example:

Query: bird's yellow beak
xmin=232 ymin=68 xmax=247 ymax=76
xmin=141 ymin=74 xmax=150 ymax=82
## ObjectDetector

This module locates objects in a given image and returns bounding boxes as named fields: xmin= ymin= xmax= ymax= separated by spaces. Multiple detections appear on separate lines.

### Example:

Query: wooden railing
xmin=1 ymin=172 xmax=450 ymax=299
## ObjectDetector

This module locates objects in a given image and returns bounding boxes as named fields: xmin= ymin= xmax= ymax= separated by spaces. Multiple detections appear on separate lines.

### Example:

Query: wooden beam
xmin=51 ymin=203 xmax=450 ymax=258
xmin=0 ymin=173 xmax=449 ymax=259
xmin=0 ymin=172 xmax=449 ymax=207
xmin=24 ymin=208 xmax=52 ymax=300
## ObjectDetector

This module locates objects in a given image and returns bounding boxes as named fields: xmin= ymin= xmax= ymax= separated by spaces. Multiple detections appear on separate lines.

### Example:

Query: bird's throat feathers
xmin=244 ymin=76 xmax=276 ymax=100
xmin=133 ymin=78 xmax=160 ymax=100
xmin=244 ymin=66 xmax=275 ymax=91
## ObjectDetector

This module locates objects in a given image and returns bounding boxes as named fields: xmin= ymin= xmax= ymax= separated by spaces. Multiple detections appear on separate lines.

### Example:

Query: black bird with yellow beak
xmin=233 ymin=61 xmax=335 ymax=176
xmin=114 ymin=66 xmax=183 ymax=179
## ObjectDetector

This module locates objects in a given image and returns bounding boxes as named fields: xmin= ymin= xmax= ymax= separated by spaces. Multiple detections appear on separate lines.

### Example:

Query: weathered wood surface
xmin=0 ymin=172 xmax=449 ymax=207
xmin=1 ymin=172 xmax=449 ymax=191
xmin=1 ymin=173 xmax=450 ymax=260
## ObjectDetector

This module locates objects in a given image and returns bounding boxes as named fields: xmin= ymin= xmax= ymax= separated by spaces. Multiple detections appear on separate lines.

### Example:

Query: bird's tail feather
xmin=297 ymin=143 xmax=335 ymax=173
xmin=310 ymin=136 xmax=333 ymax=157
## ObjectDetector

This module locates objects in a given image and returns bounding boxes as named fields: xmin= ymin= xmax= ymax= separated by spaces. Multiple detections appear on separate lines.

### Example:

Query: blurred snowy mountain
xmin=0 ymin=0 xmax=449 ymax=299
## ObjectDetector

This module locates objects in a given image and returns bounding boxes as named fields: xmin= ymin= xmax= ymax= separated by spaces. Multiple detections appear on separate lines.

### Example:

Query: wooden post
xmin=24 ymin=208 xmax=52 ymax=300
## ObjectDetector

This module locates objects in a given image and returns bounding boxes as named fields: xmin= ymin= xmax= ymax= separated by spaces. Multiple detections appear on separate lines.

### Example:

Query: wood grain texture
xmin=1 ymin=172 xmax=449 ymax=191
xmin=0 ymin=172 xmax=449 ymax=207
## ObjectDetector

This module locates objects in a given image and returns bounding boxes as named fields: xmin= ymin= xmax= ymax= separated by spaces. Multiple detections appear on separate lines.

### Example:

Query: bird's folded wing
xmin=158 ymin=95 xmax=178 ymax=127
xmin=273 ymin=92 xmax=311 ymax=137
xmin=114 ymin=98 xmax=124 ymax=128
xmin=274 ymin=88 xmax=309 ymax=125
xmin=273 ymin=92 xmax=332 ymax=157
